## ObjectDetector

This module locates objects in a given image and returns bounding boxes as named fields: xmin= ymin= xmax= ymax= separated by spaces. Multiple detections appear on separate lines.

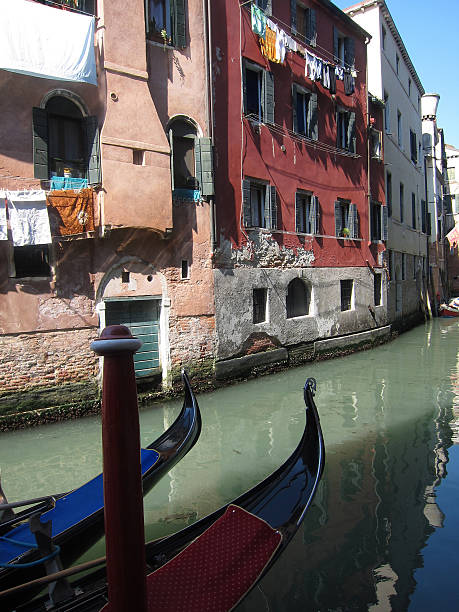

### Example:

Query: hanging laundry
xmin=260 ymin=23 xmax=277 ymax=63
xmin=286 ymin=35 xmax=297 ymax=53
xmin=50 ymin=176 xmax=89 ymax=191
xmin=251 ymin=4 xmax=266 ymax=39
xmin=46 ymin=188 xmax=94 ymax=236
xmin=344 ymin=70 xmax=355 ymax=95
xmin=322 ymin=64 xmax=331 ymax=89
xmin=305 ymin=52 xmax=322 ymax=81
xmin=335 ymin=65 xmax=344 ymax=80
xmin=329 ymin=65 xmax=337 ymax=94
xmin=351 ymin=68 xmax=357 ymax=78
xmin=275 ymin=27 xmax=288 ymax=63
xmin=0 ymin=191 xmax=7 ymax=241
xmin=7 ymin=190 xmax=51 ymax=246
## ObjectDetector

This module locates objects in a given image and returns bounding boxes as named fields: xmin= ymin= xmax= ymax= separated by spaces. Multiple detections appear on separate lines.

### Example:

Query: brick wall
xmin=169 ymin=315 xmax=216 ymax=367
xmin=0 ymin=328 xmax=99 ymax=393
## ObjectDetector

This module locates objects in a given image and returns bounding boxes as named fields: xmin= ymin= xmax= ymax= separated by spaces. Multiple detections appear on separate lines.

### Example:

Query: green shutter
xmin=333 ymin=26 xmax=339 ymax=62
xmin=267 ymin=185 xmax=277 ymax=230
xmin=308 ymin=93 xmax=318 ymax=141
xmin=263 ymin=70 xmax=275 ymax=125
xmin=347 ymin=111 xmax=356 ymax=153
xmin=173 ymin=0 xmax=186 ymax=48
xmin=308 ymin=9 xmax=317 ymax=46
xmin=33 ymin=107 xmax=49 ymax=180
xmin=84 ymin=115 xmax=101 ymax=186
xmin=349 ymin=203 xmax=359 ymax=238
xmin=344 ymin=37 xmax=355 ymax=68
xmin=382 ymin=205 xmax=388 ymax=240
xmin=311 ymin=196 xmax=319 ymax=234
xmin=292 ymin=84 xmax=298 ymax=133
xmin=196 ymin=137 xmax=214 ymax=196
xmin=242 ymin=60 xmax=248 ymax=115
xmin=291 ymin=0 xmax=297 ymax=35
xmin=169 ymin=128 xmax=175 ymax=191
xmin=242 ymin=178 xmax=252 ymax=227
xmin=334 ymin=201 xmax=342 ymax=236
xmin=295 ymin=192 xmax=302 ymax=233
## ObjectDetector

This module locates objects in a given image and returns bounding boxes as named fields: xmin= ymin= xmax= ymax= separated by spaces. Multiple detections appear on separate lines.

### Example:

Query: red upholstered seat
xmin=145 ymin=504 xmax=282 ymax=612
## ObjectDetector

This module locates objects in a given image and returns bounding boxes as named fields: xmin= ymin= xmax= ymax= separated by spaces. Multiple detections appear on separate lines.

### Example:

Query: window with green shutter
xmin=145 ymin=0 xmax=186 ymax=48
xmin=335 ymin=199 xmax=357 ymax=238
xmin=333 ymin=27 xmax=355 ymax=68
xmin=242 ymin=178 xmax=277 ymax=230
xmin=336 ymin=108 xmax=356 ymax=153
xmin=243 ymin=59 xmax=275 ymax=125
xmin=33 ymin=98 xmax=100 ymax=185
xmin=295 ymin=192 xmax=319 ymax=234
xmin=291 ymin=2 xmax=316 ymax=46
xmin=292 ymin=84 xmax=318 ymax=141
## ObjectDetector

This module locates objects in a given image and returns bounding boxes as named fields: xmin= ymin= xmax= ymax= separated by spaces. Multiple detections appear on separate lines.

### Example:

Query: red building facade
xmin=211 ymin=0 xmax=387 ymax=367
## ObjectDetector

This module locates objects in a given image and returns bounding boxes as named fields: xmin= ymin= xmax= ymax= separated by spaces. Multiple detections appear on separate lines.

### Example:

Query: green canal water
xmin=1 ymin=318 xmax=459 ymax=610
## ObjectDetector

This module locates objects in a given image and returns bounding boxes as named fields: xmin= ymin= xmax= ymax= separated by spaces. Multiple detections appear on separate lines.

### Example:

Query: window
xmin=243 ymin=60 xmax=274 ymax=125
xmin=254 ymin=0 xmax=272 ymax=15
xmin=381 ymin=26 xmax=386 ymax=50
xmin=334 ymin=200 xmax=359 ymax=239
xmin=295 ymin=192 xmax=319 ymax=234
xmin=291 ymin=3 xmax=317 ymax=46
xmin=408 ymin=78 xmax=411 ymax=97
xmin=145 ymin=0 xmax=186 ymax=48
xmin=421 ymin=199 xmax=427 ymax=233
xmin=371 ymin=201 xmax=387 ymax=241
xmin=410 ymin=130 xmax=417 ymax=163
xmin=340 ymin=279 xmax=353 ymax=311
xmin=447 ymin=167 xmax=456 ymax=181
xmin=387 ymin=249 xmax=393 ymax=279
xmin=401 ymin=253 xmax=406 ymax=280
xmin=399 ymin=183 xmax=404 ymax=223
xmin=411 ymin=193 xmax=416 ymax=228
xmin=396 ymin=54 xmax=400 ymax=74
xmin=242 ymin=178 xmax=277 ymax=230
xmin=181 ymin=260 xmax=189 ymax=279
xmin=336 ymin=108 xmax=356 ymax=153
xmin=292 ymin=85 xmax=318 ymax=140
xmin=253 ymin=288 xmax=268 ymax=323
xmin=33 ymin=97 xmax=100 ymax=184
xmin=397 ymin=110 xmax=402 ymax=148
xmin=34 ymin=0 xmax=95 ymax=13
xmin=169 ymin=119 xmax=214 ymax=195
xmin=13 ymin=245 xmax=51 ymax=278
xmin=370 ymin=128 xmax=382 ymax=160
xmin=333 ymin=27 xmax=355 ymax=68
xmin=374 ymin=273 xmax=382 ymax=306
xmin=386 ymin=171 xmax=392 ymax=217
xmin=384 ymin=92 xmax=390 ymax=133
xmin=286 ymin=278 xmax=310 ymax=318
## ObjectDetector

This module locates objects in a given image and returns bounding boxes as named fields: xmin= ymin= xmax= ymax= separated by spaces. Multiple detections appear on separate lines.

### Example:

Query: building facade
xmin=344 ymin=0 xmax=428 ymax=326
xmin=0 ymin=0 xmax=216 ymax=402
xmin=210 ymin=0 xmax=387 ymax=376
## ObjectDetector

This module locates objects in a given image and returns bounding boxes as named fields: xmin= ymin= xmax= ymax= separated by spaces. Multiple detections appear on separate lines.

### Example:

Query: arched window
xmin=169 ymin=119 xmax=198 ymax=190
xmin=33 ymin=95 xmax=100 ymax=185
xmin=286 ymin=278 xmax=310 ymax=318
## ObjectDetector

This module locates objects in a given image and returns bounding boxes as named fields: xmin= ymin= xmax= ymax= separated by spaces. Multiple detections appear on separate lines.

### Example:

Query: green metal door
xmin=105 ymin=298 xmax=160 ymax=378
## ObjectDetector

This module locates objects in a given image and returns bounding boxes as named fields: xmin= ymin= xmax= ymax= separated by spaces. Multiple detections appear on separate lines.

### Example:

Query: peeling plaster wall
xmin=214 ymin=238 xmax=388 ymax=361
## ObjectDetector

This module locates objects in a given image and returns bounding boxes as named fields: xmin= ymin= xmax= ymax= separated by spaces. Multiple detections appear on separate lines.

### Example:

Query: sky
xmin=333 ymin=0 xmax=459 ymax=147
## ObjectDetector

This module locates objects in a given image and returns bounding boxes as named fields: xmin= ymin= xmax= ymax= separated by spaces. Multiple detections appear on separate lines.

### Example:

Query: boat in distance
xmin=10 ymin=376 xmax=325 ymax=612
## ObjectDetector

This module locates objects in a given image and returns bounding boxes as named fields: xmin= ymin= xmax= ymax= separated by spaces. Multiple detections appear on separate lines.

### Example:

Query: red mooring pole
xmin=91 ymin=325 xmax=147 ymax=612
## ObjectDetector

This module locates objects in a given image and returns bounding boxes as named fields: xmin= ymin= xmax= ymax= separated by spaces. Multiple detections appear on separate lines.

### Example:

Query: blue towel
xmin=50 ymin=177 xmax=89 ymax=191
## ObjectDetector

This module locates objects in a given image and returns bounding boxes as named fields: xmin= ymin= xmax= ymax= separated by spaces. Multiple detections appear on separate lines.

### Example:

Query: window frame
xmin=374 ymin=272 xmax=382 ymax=306
xmin=291 ymin=2 xmax=317 ymax=46
xmin=145 ymin=0 xmax=187 ymax=48
xmin=340 ymin=279 xmax=354 ymax=311
xmin=333 ymin=27 xmax=355 ymax=68
xmin=253 ymin=287 xmax=268 ymax=324
xmin=242 ymin=178 xmax=277 ymax=230
xmin=336 ymin=107 xmax=356 ymax=153
xmin=286 ymin=277 xmax=311 ymax=319
xmin=292 ymin=84 xmax=318 ymax=141
xmin=334 ymin=199 xmax=359 ymax=239
xmin=243 ymin=59 xmax=275 ymax=125
xmin=12 ymin=244 xmax=52 ymax=279
xmin=295 ymin=191 xmax=319 ymax=235
xmin=370 ymin=201 xmax=388 ymax=242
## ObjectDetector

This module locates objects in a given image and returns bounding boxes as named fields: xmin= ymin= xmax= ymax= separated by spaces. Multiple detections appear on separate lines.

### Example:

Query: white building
xmin=445 ymin=143 xmax=459 ymax=222
xmin=344 ymin=0 xmax=429 ymax=325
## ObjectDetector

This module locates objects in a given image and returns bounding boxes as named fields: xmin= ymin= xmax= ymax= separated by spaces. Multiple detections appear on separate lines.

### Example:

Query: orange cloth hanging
xmin=46 ymin=188 xmax=94 ymax=236
xmin=260 ymin=26 xmax=277 ymax=63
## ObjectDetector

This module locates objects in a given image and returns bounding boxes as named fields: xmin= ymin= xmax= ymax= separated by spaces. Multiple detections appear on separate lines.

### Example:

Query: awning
xmin=0 ymin=0 xmax=97 ymax=85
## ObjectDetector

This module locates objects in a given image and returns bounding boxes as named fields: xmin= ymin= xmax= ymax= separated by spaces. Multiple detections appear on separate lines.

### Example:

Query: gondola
xmin=7 ymin=376 xmax=324 ymax=612
xmin=0 ymin=370 xmax=201 ymax=606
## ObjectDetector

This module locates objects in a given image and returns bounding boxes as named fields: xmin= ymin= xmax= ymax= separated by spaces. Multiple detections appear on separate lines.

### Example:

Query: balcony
xmin=32 ymin=0 xmax=95 ymax=16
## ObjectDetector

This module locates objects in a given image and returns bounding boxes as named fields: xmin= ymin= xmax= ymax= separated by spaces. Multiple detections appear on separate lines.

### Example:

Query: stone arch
xmin=286 ymin=277 xmax=311 ymax=318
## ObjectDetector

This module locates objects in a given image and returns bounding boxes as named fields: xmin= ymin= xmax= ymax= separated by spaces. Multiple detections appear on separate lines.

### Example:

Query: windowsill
xmin=147 ymin=39 xmax=176 ymax=50
xmin=286 ymin=314 xmax=314 ymax=321
xmin=11 ymin=276 xmax=52 ymax=282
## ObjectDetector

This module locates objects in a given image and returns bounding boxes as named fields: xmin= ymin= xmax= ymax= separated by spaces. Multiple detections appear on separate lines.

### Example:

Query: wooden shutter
xmin=290 ymin=0 xmax=297 ymax=35
xmin=333 ymin=27 xmax=339 ymax=62
xmin=169 ymin=128 xmax=175 ymax=191
xmin=347 ymin=111 xmax=356 ymax=153
xmin=242 ymin=179 xmax=252 ymax=227
xmin=349 ymin=203 xmax=359 ymax=238
xmin=263 ymin=70 xmax=275 ymax=124
xmin=334 ymin=201 xmax=342 ymax=236
xmin=242 ymin=60 xmax=248 ymax=115
xmin=292 ymin=84 xmax=298 ymax=133
xmin=295 ymin=192 xmax=302 ymax=233
xmin=307 ymin=9 xmax=317 ymax=46
xmin=344 ymin=37 xmax=355 ymax=68
xmin=195 ymin=137 xmax=214 ymax=196
xmin=311 ymin=196 xmax=319 ymax=234
xmin=33 ymin=107 xmax=49 ymax=180
xmin=308 ymin=93 xmax=318 ymax=141
xmin=382 ymin=205 xmax=388 ymax=240
xmin=84 ymin=115 xmax=101 ymax=186
xmin=261 ymin=0 xmax=272 ymax=17
xmin=173 ymin=0 xmax=186 ymax=48
xmin=265 ymin=185 xmax=277 ymax=230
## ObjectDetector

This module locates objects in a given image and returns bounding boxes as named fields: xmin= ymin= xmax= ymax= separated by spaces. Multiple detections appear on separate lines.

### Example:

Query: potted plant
xmin=342 ymin=227 xmax=350 ymax=238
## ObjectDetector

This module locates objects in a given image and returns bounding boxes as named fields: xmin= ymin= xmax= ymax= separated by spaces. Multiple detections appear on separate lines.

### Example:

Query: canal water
xmin=1 ymin=318 xmax=459 ymax=610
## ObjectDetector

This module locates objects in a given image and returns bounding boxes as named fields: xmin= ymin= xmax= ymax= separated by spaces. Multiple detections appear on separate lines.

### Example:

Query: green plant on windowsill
xmin=342 ymin=227 xmax=350 ymax=238
xmin=161 ymin=29 xmax=171 ymax=48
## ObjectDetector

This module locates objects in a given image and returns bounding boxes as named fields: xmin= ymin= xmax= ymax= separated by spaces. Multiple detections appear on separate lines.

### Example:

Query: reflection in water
xmin=1 ymin=320 xmax=459 ymax=610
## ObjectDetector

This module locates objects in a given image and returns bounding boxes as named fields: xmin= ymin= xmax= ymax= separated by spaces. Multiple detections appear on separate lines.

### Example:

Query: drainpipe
xmin=203 ymin=0 xmax=216 ymax=254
